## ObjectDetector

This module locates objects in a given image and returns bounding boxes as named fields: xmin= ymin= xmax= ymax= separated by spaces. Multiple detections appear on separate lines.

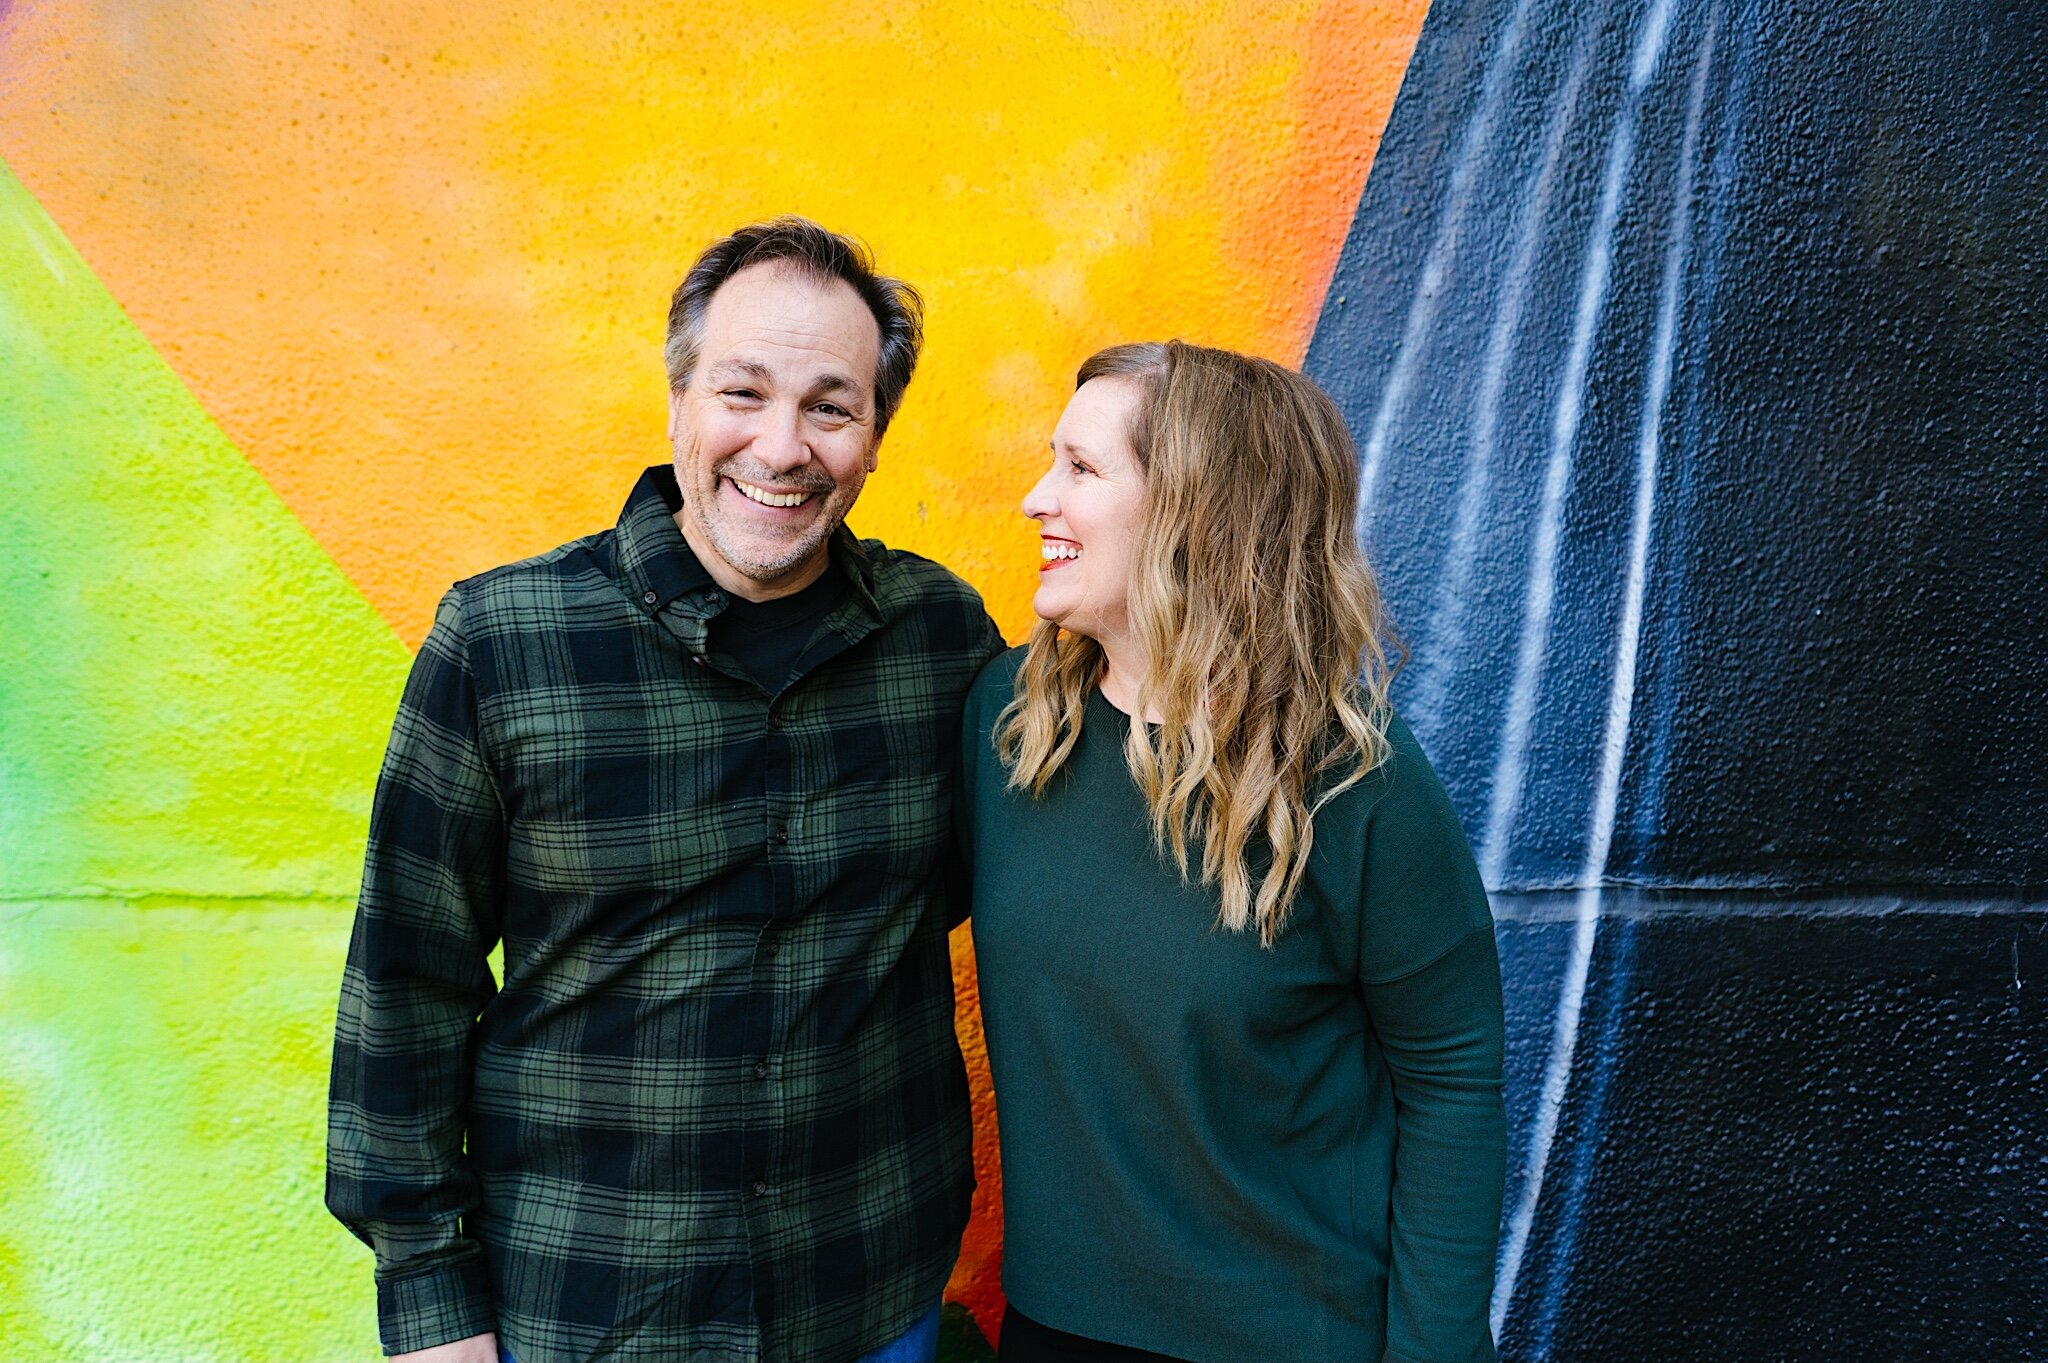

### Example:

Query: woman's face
xmin=1022 ymin=376 xmax=1149 ymax=644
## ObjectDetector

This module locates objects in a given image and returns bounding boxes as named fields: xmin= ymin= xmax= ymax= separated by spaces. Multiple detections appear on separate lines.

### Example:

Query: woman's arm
xmin=1362 ymin=924 xmax=1506 ymax=1363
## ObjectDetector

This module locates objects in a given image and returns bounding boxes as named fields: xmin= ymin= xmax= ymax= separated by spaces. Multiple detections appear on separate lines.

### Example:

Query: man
xmin=327 ymin=218 xmax=1003 ymax=1363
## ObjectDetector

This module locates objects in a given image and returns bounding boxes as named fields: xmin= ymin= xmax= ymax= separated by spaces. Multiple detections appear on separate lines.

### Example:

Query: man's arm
xmin=327 ymin=586 xmax=504 ymax=1355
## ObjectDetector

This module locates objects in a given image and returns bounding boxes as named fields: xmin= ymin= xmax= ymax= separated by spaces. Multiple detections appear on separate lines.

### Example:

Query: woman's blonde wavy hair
xmin=995 ymin=341 xmax=1395 ymax=946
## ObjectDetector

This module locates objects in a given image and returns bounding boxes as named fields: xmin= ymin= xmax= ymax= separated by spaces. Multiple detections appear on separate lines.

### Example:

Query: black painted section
xmin=1492 ymin=898 xmax=2047 ymax=1360
xmin=1304 ymin=0 xmax=2048 ymax=1353
xmin=1306 ymin=0 xmax=2048 ymax=890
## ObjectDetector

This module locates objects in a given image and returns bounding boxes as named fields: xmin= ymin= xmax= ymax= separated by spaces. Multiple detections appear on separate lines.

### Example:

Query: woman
xmin=958 ymin=342 xmax=1506 ymax=1363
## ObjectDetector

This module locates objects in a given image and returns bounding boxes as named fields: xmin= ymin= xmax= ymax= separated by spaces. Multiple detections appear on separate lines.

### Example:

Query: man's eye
xmin=722 ymin=388 xmax=762 ymax=402
xmin=816 ymin=404 xmax=850 ymax=419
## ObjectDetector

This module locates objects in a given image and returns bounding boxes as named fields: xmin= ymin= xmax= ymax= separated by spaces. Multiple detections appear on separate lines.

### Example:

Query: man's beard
xmin=685 ymin=451 xmax=850 ymax=583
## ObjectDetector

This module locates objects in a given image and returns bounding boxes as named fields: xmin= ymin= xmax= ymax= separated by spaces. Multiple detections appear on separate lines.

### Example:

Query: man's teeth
xmin=1041 ymin=542 xmax=1081 ymax=561
xmin=733 ymin=479 xmax=811 ymax=509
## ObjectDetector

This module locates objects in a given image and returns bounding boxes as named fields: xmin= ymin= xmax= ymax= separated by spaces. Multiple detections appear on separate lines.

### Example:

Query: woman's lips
xmin=1039 ymin=538 xmax=1081 ymax=573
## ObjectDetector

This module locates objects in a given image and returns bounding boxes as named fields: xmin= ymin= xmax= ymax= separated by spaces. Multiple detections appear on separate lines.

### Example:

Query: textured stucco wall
xmin=0 ymin=2 xmax=1427 ymax=1358
xmin=1309 ymin=0 xmax=2045 ymax=1355
xmin=11 ymin=0 xmax=2038 ymax=1359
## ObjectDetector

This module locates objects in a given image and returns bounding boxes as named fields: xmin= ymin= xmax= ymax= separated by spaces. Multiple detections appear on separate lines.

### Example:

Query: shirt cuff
xmin=376 ymin=1254 xmax=496 ymax=1355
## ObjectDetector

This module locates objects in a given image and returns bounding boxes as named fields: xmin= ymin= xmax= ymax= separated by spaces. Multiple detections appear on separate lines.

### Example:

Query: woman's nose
xmin=1021 ymin=468 xmax=1057 ymax=520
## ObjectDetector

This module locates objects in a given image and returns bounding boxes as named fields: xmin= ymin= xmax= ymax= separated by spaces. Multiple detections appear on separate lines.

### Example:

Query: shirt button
xmin=641 ymin=589 xmax=658 ymax=606
xmin=751 ymin=1180 xmax=769 ymax=1199
xmin=771 ymin=827 xmax=789 ymax=845
xmin=753 ymin=1060 xmax=770 ymax=1080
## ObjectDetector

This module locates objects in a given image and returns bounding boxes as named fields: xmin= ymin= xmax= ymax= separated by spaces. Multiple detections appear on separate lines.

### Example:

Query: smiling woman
xmin=964 ymin=342 xmax=1505 ymax=1363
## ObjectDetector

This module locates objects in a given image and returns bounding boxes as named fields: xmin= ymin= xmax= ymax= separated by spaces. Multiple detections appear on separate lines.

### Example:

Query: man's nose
xmin=753 ymin=406 xmax=811 ymax=473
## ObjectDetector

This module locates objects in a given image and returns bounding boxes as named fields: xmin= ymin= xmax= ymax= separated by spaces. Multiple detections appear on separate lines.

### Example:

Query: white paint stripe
xmin=1488 ymin=0 xmax=1689 ymax=1338
xmin=1474 ymin=105 xmax=1639 ymax=888
xmin=1495 ymin=8 xmax=1722 ymax=1340
xmin=1493 ymin=882 xmax=1601 ymax=1340
xmin=1355 ymin=0 xmax=1543 ymax=534
xmin=1477 ymin=0 xmax=1682 ymax=885
xmin=1587 ymin=7 xmax=1715 ymax=884
xmin=1409 ymin=3 xmax=1608 ymax=739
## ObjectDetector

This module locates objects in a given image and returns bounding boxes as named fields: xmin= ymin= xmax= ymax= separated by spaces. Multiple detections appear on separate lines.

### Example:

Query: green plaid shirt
xmin=327 ymin=466 xmax=1003 ymax=1363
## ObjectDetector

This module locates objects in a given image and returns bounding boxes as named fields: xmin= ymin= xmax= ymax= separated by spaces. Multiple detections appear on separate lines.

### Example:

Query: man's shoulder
xmin=855 ymin=538 xmax=1004 ymax=651
xmin=438 ymin=528 xmax=620 ymax=633
xmin=857 ymin=538 xmax=986 ymax=612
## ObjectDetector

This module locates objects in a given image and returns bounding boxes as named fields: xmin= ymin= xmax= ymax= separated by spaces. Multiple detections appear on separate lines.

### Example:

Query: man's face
xmin=669 ymin=262 xmax=883 ymax=601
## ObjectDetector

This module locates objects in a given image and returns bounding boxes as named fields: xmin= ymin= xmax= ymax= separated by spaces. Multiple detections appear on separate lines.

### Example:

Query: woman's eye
xmin=1069 ymin=459 xmax=1090 ymax=476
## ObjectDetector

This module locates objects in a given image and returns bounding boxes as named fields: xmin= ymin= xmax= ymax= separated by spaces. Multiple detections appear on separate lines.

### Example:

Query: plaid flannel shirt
xmin=327 ymin=466 xmax=1003 ymax=1363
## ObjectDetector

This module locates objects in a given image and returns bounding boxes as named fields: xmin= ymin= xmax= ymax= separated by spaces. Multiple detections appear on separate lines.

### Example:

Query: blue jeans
xmin=853 ymin=1302 xmax=944 ymax=1363
xmin=499 ymin=1303 xmax=942 ymax=1363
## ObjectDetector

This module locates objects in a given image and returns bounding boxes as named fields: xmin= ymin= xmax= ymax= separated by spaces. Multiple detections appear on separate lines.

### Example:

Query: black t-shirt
xmin=708 ymin=568 xmax=850 ymax=695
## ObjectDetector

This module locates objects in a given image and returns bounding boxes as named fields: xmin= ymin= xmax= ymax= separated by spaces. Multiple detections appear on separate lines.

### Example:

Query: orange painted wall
xmin=0 ymin=1 xmax=1425 ymax=1352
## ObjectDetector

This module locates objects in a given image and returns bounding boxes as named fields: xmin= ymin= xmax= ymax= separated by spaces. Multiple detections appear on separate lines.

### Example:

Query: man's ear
xmin=865 ymin=432 xmax=881 ymax=474
xmin=666 ymin=388 xmax=686 ymax=444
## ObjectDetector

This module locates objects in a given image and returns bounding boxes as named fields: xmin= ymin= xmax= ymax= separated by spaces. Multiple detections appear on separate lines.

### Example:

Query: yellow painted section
xmin=0 ymin=0 xmax=1424 ymax=646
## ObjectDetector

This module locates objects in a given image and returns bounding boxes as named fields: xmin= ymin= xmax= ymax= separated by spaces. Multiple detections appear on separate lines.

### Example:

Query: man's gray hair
xmin=664 ymin=216 xmax=925 ymax=436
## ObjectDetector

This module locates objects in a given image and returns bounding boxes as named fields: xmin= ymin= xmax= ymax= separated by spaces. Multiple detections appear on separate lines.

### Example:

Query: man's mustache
xmin=713 ymin=459 xmax=834 ymax=495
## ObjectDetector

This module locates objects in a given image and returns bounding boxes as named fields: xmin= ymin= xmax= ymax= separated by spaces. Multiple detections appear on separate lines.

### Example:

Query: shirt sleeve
xmin=1354 ymin=724 xmax=1507 ymax=1363
xmin=326 ymin=585 xmax=504 ymax=1354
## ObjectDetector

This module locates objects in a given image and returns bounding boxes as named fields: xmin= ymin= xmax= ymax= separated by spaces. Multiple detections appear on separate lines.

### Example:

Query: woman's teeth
xmin=733 ymin=478 xmax=812 ymax=509
xmin=1041 ymin=542 xmax=1081 ymax=561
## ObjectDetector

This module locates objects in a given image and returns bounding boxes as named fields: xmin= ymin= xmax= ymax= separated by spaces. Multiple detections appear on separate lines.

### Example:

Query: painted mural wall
xmin=1308 ymin=0 xmax=2045 ymax=1356
xmin=4 ymin=0 xmax=2041 ymax=1360
xmin=0 ymin=2 xmax=1424 ymax=1358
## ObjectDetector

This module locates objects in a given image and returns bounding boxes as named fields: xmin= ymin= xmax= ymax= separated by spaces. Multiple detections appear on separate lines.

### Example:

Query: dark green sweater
xmin=961 ymin=650 xmax=1505 ymax=1363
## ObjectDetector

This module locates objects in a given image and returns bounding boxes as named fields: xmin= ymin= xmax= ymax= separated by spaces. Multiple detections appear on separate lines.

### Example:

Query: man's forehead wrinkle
xmin=708 ymin=340 xmax=875 ymax=402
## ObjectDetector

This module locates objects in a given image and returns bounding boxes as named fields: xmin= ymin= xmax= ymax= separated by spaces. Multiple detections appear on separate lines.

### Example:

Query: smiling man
xmin=327 ymin=219 xmax=1003 ymax=1363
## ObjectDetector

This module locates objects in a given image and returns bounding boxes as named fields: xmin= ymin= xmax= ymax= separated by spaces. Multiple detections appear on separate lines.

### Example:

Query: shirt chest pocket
xmin=495 ymin=700 xmax=754 ymax=893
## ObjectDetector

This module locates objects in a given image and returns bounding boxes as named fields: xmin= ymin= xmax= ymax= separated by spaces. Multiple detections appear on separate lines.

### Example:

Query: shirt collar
xmin=614 ymin=465 xmax=881 ymax=621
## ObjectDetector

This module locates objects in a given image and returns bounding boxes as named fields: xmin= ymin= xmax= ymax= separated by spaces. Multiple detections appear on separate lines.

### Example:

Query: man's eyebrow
xmin=807 ymin=373 xmax=871 ymax=405
xmin=706 ymin=358 xmax=773 ymax=385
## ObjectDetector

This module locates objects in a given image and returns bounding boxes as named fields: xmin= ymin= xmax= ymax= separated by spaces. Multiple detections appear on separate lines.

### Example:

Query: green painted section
xmin=0 ymin=158 xmax=409 ymax=900
xmin=0 ymin=162 xmax=405 ymax=1356
xmin=0 ymin=904 xmax=379 ymax=1360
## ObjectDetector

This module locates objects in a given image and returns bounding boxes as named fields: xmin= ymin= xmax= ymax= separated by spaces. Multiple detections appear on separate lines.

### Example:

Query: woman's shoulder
xmin=1321 ymin=707 xmax=1481 ymax=872
xmin=966 ymin=644 xmax=1028 ymax=716
xmin=1324 ymin=707 xmax=1491 ymax=970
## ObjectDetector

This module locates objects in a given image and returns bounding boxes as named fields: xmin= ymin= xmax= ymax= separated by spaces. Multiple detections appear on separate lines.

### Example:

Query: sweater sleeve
xmin=326 ymin=585 xmax=503 ymax=1354
xmin=1355 ymin=718 xmax=1506 ymax=1363
xmin=949 ymin=648 xmax=1017 ymax=927
xmin=1362 ymin=928 xmax=1506 ymax=1363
